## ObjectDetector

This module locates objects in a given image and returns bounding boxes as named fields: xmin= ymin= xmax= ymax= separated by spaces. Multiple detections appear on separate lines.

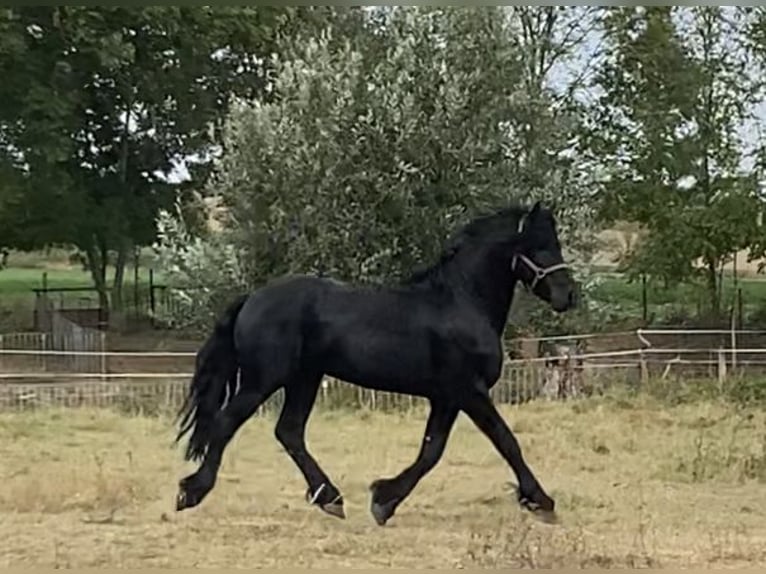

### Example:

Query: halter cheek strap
xmin=511 ymin=253 xmax=569 ymax=291
xmin=513 ymin=211 xmax=568 ymax=290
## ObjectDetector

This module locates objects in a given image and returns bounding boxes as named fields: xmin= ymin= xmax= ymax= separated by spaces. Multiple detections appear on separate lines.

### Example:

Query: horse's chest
xmin=437 ymin=326 xmax=502 ymax=381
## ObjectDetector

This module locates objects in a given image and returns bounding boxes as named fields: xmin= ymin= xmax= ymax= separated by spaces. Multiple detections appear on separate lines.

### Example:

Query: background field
xmin=5 ymin=261 xmax=766 ymax=334
xmin=1 ymin=396 xmax=765 ymax=568
xmin=0 ymin=259 xmax=160 ymax=331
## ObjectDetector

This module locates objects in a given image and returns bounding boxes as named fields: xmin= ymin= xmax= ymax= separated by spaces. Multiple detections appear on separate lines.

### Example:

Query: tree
xmin=588 ymin=7 xmax=761 ymax=316
xmin=156 ymin=8 xmax=527 ymax=331
xmin=0 ymin=7 xmax=297 ymax=309
xmin=156 ymin=7 xmax=606 ymax=334
xmin=742 ymin=7 xmax=766 ymax=268
xmin=153 ymin=199 xmax=248 ymax=331
xmin=208 ymin=7 xmax=529 ymax=285
xmin=502 ymin=7 xmax=605 ymax=336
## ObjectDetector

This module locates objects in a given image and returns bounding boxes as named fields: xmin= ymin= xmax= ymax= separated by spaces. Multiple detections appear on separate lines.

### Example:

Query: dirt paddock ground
xmin=1 ymin=396 xmax=765 ymax=568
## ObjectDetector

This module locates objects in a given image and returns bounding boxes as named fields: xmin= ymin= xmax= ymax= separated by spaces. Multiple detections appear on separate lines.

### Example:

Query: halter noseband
xmin=512 ymin=211 xmax=569 ymax=290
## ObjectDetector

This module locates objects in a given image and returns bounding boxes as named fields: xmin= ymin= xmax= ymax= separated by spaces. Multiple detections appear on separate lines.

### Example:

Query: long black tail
xmin=175 ymin=294 xmax=249 ymax=462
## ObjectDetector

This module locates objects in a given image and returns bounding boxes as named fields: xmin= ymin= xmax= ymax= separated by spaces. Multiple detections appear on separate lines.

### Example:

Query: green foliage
xmin=211 ymin=7 xmax=530 ymax=285
xmin=502 ymin=7 xmax=604 ymax=336
xmin=727 ymin=377 xmax=766 ymax=406
xmin=589 ymin=7 xmax=762 ymax=315
xmin=743 ymin=8 xmax=766 ymax=266
xmin=5 ymin=5 xmax=766 ymax=338
xmin=153 ymin=200 xmax=248 ymax=333
xmin=154 ymin=7 xmax=602 ymax=334
xmin=0 ymin=7 xmax=293 ymax=308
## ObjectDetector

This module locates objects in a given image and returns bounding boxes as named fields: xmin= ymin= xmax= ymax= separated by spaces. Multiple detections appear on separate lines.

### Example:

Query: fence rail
xmin=5 ymin=346 xmax=766 ymax=364
xmin=2 ymin=328 xmax=766 ymax=413
xmin=0 ymin=349 xmax=195 ymax=357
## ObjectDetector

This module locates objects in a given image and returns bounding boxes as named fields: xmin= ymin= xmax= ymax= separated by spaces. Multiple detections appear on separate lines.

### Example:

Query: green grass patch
xmin=592 ymin=274 xmax=766 ymax=323
xmin=0 ymin=266 xmax=159 ymax=295
xmin=0 ymin=267 xmax=93 ymax=294
xmin=0 ymin=265 xmax=164 ymax=331
xmin=2 ymin=248 xmax=73 ymax=270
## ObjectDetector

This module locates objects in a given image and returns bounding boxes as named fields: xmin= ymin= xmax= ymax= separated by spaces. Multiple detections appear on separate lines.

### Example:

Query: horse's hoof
xmin=176 ymin=488 xmax=199 ymax=512
xmin=518 ymin=491 xmax=558 ymax=524
xmin=305 ymin=487 xmax=345 ymax=519
xmin=176 ymin=475 xmax=210 ymax=511
xmin=534 ymin=508 xmax=559 ymax=524
xmin=176 ymin=490 xmax=188 ymax=511
xmin=370 ymin=499 xmax=398 ymax=526
xmin=369 ymin=479 xmax=400 ymax=526
xmin=321 ymin=499 xmax=346 ymax=519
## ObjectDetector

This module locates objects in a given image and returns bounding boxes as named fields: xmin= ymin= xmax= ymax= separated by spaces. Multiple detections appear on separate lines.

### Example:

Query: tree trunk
xmin=84 ymin=237 xmax=110 ymax=311
xmin=705 ymin=257 xmax=719 ymax=318
xmin=111 ymin=239 xmax=131 ymax=312
xmin=111 ymin=96 xmax=133 ymax=313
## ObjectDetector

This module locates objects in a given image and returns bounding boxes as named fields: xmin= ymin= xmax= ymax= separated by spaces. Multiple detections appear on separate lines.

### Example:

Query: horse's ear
xmin=519 ymin=201 xmax=543 ymax=234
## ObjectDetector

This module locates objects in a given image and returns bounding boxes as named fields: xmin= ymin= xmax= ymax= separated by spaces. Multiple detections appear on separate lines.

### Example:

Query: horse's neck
xmin=484 ymin=276 xmax=517 ymax=335
xmin=446 ymin=253 xmax=518 ymax=335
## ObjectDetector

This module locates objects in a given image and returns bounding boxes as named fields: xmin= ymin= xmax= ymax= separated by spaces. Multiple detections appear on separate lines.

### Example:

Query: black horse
xmin=174 ymin=201 xmax=577 ymax=525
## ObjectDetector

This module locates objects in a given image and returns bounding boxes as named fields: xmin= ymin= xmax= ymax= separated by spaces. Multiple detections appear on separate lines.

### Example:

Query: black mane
xmin=401 ymin=204 xmax=528 ymax=287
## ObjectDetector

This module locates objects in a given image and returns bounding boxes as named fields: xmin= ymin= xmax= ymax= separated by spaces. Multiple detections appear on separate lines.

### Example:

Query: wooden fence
xmin=0 ymin=319 xmax=104 ymax=375
xmin=1 ymin=328 xmax=765 ymax=413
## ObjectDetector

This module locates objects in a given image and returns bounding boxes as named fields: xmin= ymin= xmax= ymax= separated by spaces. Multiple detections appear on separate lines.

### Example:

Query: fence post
xmin=100 ymin=331 xmax=107 ymax=383
xmin=641 ymin=274 xmax=648 ymax=324
xmin=639 ymin=349 xmax=648 ymax=388
xmin=717 ymin=347 xmax=727 ymax=390
xmin=149 ymin=269 xmax=156 ymax=318
xmin=730 ymin=306 xmax=737 ymax=377
xmin=737 ymin=287 xmax=743 ymax=329
xmin=41 ymin=332 xmax=48 ymax=372
xmin=133 ymin=247 xmax=140 ymax=321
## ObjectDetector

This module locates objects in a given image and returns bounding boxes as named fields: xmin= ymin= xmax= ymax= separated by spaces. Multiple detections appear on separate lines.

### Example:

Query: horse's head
xmin=513 ymin=202 xmax=578 ymax=313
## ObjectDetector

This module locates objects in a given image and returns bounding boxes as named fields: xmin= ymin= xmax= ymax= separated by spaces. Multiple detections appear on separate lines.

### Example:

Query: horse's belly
xmin=321 ymin=334 xmax=435 ymax=394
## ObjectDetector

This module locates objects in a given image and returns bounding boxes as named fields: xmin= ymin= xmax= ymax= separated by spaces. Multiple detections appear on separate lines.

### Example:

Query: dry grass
xmin=0 ymin=395 xmax=765 ymax=568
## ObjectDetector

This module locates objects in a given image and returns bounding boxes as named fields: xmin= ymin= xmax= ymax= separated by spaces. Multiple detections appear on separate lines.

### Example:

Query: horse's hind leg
xmin=274 ymin=374 xmax=345 ymax=519
xmin=177 ymin=369 xmax=277 ymax=511
xmin=369 ymin=400 xmax=458 ymax=525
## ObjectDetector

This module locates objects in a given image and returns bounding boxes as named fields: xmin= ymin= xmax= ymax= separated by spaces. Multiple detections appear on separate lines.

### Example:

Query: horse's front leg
xmin=461 ymin=381 xmax=557 ymax=522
